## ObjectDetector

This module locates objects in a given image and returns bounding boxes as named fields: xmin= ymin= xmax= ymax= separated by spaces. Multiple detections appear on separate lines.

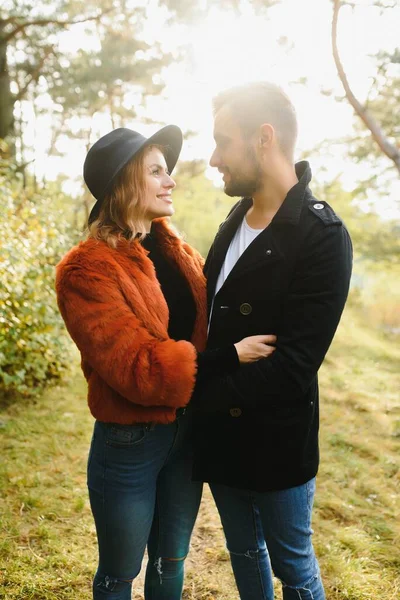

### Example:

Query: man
xmin=193 ymin=82 xmax=352 ymax=600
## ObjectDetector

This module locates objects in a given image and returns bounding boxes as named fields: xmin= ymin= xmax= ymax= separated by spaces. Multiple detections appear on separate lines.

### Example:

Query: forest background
xmin=1 ymin=1 xmax=399 ymax=599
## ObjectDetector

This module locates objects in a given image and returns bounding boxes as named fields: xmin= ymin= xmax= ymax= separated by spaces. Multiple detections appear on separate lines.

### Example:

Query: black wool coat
xmin=192 ymin=161 xmax=353 ymax=492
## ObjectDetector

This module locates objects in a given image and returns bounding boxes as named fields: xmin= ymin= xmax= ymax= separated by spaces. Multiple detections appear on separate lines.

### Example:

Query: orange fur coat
xmin=56 ymin=218 xmax=207 ymax=424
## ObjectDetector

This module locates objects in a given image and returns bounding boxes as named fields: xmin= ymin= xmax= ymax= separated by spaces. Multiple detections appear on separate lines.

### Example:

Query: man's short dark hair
xmin=213 ymin=82 xmax=298 ymax=161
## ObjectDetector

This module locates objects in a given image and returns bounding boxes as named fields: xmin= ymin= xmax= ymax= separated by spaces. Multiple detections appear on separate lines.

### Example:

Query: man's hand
xmin=234 ymin=335 xmax=276 ymax=363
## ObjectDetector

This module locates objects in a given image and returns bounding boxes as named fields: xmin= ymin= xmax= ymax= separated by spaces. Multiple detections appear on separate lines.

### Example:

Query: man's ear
xmin=258 ymin=123 xmax=275 ymax=149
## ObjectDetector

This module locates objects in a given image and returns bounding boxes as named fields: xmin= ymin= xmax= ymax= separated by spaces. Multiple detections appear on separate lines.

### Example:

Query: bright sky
xmin=22 ymin=0 xmax=400 ymax=217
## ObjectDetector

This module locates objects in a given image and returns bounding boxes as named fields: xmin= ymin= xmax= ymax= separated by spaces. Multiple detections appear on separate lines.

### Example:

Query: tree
xmin=0 ymin=0 xmax=172 ymax=161
xmin=331 ymin=0 xmax=400 ymax=175
xmin=1 ymin=0 xmax=277 ymax=149
xmin=163 ymin=0 xmax=278 ymax=22
xmin=0 ymin=1 xmax=111 ymax=141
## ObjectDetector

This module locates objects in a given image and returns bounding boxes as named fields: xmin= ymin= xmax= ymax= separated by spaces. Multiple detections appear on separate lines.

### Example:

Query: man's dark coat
xmin=193 ymin=161 xmax=353 ymax=492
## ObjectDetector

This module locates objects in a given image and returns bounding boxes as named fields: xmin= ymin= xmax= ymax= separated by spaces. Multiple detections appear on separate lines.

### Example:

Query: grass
xmin=1 ymin=303 xmax=399 ymax=599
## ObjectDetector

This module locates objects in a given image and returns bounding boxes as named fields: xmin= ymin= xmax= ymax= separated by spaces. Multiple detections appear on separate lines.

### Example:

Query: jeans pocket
xmin=105 ymin=423 xmax=148 ymax=448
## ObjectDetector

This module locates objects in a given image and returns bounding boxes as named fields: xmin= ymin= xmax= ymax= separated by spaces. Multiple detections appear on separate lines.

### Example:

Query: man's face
xmin=209 ymin=105 xmax=262 ymax=197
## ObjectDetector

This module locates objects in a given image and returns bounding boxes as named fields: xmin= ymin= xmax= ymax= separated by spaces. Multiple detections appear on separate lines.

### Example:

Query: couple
xmin=56 ymin=82 xmax=352 ymax=600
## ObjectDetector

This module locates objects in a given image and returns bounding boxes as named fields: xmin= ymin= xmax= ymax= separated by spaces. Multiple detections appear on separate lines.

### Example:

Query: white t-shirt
xmin=214 ymin=216 xmax=263 ymax=297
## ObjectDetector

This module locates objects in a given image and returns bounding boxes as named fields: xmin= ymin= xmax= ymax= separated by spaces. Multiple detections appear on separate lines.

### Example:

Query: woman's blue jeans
xmin=87 ymin=409 xmax=202 ymax=599
xmin=210 ymin=478 xmax=325 ymax=600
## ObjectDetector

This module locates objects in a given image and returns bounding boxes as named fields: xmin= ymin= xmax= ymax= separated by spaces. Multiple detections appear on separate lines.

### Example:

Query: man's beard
xmin=224 ymin=146 xmax=263 ymax=198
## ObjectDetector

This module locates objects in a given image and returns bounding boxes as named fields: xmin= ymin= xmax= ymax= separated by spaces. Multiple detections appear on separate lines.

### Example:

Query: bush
xmin=0 ymin=171 xmax=78 ymax=399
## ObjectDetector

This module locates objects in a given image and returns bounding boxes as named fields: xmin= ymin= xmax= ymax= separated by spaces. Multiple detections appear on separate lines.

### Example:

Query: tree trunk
xmin=0 ymin=23 xmax=14 ymax=142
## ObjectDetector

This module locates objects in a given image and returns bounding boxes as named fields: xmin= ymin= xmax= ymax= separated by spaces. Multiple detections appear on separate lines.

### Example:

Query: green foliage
xmin=44 ymin=2 xmax=171 ymax=134
xmin=315 ymin=179 xmax=400 ymax=265
xmin=313 ymin=179 xmax=400 ymax=333
xmin=0 ymin=168 xmax=77 ymax=399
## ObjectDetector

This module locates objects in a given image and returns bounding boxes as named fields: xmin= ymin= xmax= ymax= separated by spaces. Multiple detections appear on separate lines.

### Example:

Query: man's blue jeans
xmin=87 ymin=410 xmax=202 ymax=599
xmin=210 ymin=478 xmax=325 ymax=600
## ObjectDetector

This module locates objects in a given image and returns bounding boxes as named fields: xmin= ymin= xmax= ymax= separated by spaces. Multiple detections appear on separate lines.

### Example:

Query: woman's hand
xmin=234 ymin=335 xmax=277 ymax=364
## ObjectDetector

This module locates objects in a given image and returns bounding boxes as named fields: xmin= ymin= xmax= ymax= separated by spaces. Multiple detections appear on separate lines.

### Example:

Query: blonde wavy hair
xmin=88 ymin=144 xmax=165 ymax=248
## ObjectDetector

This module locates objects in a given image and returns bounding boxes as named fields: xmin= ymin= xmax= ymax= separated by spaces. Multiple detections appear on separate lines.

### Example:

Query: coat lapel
xmin=222 ymin=224 xmax=285 ymax=286
xmin=206 ymin=198 xmax=252 ymax=307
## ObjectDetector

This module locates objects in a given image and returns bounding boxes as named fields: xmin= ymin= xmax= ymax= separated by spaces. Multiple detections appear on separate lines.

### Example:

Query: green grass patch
xmin=1 ymin=306 xmax=399 ymax=599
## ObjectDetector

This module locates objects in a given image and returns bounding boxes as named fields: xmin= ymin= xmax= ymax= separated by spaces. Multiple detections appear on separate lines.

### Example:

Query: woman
xmin=56 ymin=125 xmax=276 ymax=600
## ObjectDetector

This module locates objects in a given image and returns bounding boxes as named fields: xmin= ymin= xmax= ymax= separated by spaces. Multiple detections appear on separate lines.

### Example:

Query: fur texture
xmin=56 ymin=218 xmax=207 ymax=424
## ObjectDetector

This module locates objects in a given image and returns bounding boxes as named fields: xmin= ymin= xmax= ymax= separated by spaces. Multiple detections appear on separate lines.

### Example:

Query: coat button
xmin=239 ymin=302 xmax=252 ymax=315
xmin=313 ymin=203 xmax=324 ymax=210
xmin=230 ymin=408 xmax=242 ymax=417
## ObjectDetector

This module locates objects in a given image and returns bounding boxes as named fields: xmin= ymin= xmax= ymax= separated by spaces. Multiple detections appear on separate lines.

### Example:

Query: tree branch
xmin=14 ymin=47 xmax=54 ymax=102
xmin=2 ymin=9 xmax=113 ymax=45
xmin=0 ymin=17 xmax=20 ymax=26
xmin=332 ymin=0 xmax=400 ymax=174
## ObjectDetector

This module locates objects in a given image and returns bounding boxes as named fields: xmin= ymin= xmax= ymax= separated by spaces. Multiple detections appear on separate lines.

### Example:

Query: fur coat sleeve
xmin=56 ymin=243 xmax=198 ymax=410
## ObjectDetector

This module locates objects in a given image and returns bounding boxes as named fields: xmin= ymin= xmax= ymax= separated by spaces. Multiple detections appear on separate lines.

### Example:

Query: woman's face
xmin=142 ymin=147 xmax=176 ymax=222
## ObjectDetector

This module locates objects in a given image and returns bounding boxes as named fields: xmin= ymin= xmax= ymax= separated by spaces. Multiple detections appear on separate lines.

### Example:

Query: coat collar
xmin=213 ymin=160 xmax=312 ymax=240
xmin=272 ymin=160 xmax=312 ymax=226
xmin=115 ymin=218 xmax=183 ymax=260
xmin=206 ymin=161 xmax=312 ymax=304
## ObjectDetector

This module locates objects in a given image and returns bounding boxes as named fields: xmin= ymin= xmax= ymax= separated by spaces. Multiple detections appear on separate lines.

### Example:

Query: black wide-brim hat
xmin=84 ymin=125 xmax=183 ymax=225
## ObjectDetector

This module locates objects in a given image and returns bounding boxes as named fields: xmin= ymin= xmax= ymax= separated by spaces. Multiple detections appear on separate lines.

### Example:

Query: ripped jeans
xmin=87 ymin=409 xmax=202 ymax=599
xmin=210 ymin=478 xmax=325 ymax=600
